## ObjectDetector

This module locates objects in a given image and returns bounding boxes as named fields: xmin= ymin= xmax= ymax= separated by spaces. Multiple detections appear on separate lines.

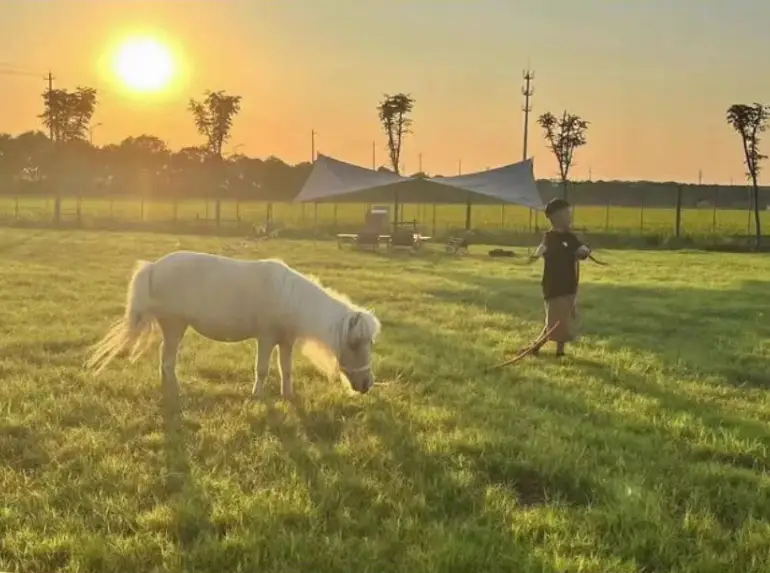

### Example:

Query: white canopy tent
xmin=293 ymin=154 xmax=545 ymax=209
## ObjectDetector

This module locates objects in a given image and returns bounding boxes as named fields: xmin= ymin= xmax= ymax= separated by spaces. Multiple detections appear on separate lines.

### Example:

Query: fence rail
xmin=0 ymin=195 xmax=766 ymax=238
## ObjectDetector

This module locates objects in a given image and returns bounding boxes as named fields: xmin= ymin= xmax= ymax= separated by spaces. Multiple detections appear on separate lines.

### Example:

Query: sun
xmin=114 ymin=37 xmax=175 ymax=92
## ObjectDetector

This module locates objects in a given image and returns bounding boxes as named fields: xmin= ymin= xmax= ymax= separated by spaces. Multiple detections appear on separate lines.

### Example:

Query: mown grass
xmin=0 ymin=195 xmax=765 ymax=236
xmin=1 ymin=229 xmax=769 ymax=572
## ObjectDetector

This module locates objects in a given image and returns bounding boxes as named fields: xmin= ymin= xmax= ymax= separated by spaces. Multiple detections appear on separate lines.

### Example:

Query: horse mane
xmin=265 ymin=259 xmax=380 ymax=377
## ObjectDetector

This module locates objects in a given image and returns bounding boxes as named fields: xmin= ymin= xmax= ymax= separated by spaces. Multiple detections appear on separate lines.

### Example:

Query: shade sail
xmin=293 ymin=154 xmax=545 ymax=209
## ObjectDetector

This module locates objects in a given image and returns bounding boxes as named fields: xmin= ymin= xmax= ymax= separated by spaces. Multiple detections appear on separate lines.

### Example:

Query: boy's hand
xmin=575 ymin=245 xmax=591 ymax=260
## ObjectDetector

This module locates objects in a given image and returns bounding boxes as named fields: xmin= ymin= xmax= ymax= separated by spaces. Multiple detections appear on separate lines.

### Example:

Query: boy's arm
xmin=528 ymin=238 xmax=548 ymax=262
xmin=568 ymin=233 xmax=591 ymax=260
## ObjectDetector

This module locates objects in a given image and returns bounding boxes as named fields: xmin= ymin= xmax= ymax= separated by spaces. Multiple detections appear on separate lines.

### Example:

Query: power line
xmin=0 ymin=60 xmax=48 ymax=80
xmin=0 ymin=68 xmax=42 ymax=79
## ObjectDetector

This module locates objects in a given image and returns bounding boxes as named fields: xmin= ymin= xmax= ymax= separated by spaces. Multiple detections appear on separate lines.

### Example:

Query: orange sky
xmin=1 ymin=0 xmax=769 ymax=184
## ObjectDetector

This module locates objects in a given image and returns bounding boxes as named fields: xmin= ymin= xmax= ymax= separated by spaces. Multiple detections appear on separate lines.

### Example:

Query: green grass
xmin=0 ymin=195 xmax=766 ymax=236
xmin=1 ymin=229 xmax=770 ymax=572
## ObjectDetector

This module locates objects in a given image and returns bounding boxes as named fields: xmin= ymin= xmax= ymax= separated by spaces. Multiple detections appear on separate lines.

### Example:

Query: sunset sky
xmin=1 ymin=0 xmax=769 ymax=184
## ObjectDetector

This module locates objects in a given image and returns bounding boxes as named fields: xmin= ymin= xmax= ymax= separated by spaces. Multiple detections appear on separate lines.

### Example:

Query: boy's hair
xmin=544 ymin=198 xmax=571 ymax=219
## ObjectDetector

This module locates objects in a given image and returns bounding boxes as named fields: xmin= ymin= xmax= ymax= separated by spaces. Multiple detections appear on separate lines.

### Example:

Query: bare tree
xmin=189 ymin=90 xmax=242 ymax=225
xmin=377 ymin=93 xmax=414 ymax=229
xmin=537 ymin=111 xmax=588 ymax=200
xmin=726 ymin=103 xmax=769 ymax=249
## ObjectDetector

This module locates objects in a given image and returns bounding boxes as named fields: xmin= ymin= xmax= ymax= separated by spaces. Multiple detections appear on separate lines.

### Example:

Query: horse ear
xmin=347 ymin=312 xmax=363 ymax=345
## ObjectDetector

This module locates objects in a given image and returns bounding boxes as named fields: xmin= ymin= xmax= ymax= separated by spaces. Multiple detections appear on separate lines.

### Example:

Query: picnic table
xmin=336 ymin=233 xmax=391 ymax=250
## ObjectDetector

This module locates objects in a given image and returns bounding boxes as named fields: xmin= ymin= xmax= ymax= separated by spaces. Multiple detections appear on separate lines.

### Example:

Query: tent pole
xmin=465 ymin=193 xmax=472 ymax=231
xmin=393 ymin=190 xmax=400 ymax=234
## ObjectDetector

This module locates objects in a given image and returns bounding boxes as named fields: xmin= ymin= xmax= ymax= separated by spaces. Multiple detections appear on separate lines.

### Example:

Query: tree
xmin=188 ymin=90 xmax=242 ymax=224
xmin=38 ymin=86 xmax=98 ymax=221
xmin=537 ymin=111 xmax=588 ymax=200
xmin=0 ymin=131 xmax=51 ymax=187
xmin=377 ymin=93 xmax=415 ymax=229
xmin=726 ymin=102 xmax=769 ymax=249
xmin=110 ymin=135 xmax=171 ymax=196
xmin=39 ymin=87 xmax=98 ymax=143
xmin=188 ymin=90 xmax=242 ymax=160
xmin=166 ymin=146 xmax=210 ymax=197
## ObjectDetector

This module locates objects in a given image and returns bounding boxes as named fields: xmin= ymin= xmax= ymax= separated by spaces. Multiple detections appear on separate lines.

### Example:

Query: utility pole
xmin=522 ymin=67 xmax=535 ymax=233
xmin=522 ymin=68 xmax=534 ymax=162
xmin=418 ymin=153 xmax=423 ymax=173
xmin=311 ymin=129 xmax=316 ymax=163
xmin=45 ymin=70 xmax=62 ymax=224
xmin=311 ymin=129 xmax=317 ymax=228
xmin=372 ymin=141 xmax=376 ymax=170
xmin=46 ymin=71 xmax=55 ymax=141
xmin=458 ymin=159 xmax=462 ymax=175
xmin=698 ymin=169 xmax=703 ymax=186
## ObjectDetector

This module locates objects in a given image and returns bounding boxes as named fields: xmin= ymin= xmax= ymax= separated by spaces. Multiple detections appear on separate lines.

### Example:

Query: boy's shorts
xmin=544 ymin=295 xmax=579 ymax=343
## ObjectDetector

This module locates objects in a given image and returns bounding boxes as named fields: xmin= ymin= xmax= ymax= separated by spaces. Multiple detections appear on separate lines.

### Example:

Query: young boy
xmin=529 ymin=198 xmax=591 ymax=357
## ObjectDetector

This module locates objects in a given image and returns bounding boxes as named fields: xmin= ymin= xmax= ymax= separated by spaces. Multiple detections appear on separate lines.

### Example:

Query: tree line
xmin=0 ymin=86 xmax=767 ymax=224
xmin=0 ymin=128 xmax=765 ymax=207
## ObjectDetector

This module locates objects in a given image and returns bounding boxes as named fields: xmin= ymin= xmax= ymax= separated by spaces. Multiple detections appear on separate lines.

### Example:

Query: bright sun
xmin=114 ymin=37 xmax=175 ymax=92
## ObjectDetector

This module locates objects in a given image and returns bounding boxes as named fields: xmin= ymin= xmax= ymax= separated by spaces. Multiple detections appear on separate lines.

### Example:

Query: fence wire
xmin=0 ymin=195 xmax=766 ymax=238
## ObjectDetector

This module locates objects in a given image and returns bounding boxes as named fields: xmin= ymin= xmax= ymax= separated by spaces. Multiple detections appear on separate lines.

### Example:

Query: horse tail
xmin=85 ymin=260 xmax=157 ymax=374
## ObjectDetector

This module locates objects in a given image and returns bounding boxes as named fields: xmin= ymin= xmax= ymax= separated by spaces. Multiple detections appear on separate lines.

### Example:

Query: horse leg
xmin=157 ymin=318 xmax=187 ymax=399
xmin=251 ymin=338 xmax=275 ymax=398
xmin=277 ymin=340 xmax=295 ymax=399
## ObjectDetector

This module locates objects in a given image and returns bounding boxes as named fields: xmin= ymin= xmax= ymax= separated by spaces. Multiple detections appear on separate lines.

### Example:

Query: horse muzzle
xmin=342 ymin=363 xmax=374 ymax=394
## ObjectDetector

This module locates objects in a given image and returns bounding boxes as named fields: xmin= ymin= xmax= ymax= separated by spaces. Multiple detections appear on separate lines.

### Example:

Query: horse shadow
xmin=160 ymin=399 xmax=214 ymax=555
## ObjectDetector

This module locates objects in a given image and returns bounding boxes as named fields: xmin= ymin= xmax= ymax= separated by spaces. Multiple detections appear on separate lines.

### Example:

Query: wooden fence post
xmin=432 ymin=205 xmax=437 ymax=237
xmin=675 ymin=185 xmax=683 ymax=238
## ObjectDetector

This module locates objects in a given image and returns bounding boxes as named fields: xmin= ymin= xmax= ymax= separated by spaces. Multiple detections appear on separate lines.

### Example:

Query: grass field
xmin=1 ymin=229 xmax=770 ymax=572
xmin=0 ymin=195 xmax=766 ymax=236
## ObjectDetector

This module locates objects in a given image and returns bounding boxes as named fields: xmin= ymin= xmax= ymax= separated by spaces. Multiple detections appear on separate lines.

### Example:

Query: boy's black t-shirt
xmin=541 ymin=230 xmax=585 ymax=299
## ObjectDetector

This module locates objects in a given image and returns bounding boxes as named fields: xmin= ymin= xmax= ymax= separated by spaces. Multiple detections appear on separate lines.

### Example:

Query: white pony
xmin=85 ymin=251 xmax=381 ymax=398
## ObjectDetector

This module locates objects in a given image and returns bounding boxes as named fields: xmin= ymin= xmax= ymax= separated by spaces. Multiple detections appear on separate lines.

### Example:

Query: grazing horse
xmin=85 ymin=251 xmax=381 ymax=399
